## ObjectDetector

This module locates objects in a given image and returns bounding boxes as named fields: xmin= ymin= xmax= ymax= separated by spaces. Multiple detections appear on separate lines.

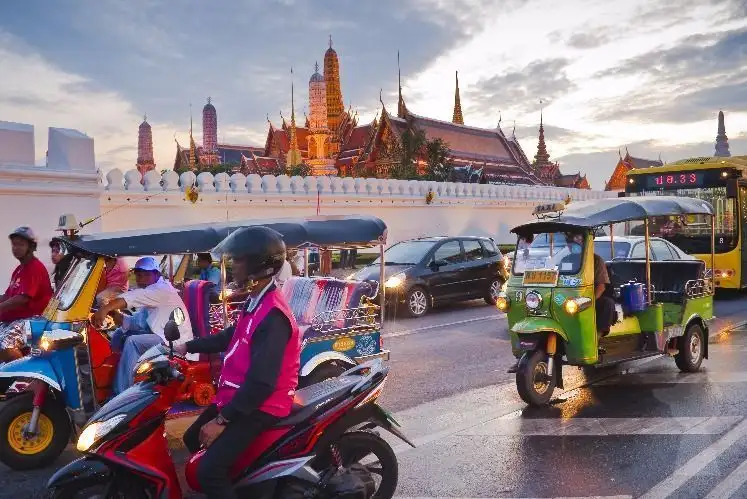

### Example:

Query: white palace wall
xmin=0 ymin=120 xmax=616 ymax=285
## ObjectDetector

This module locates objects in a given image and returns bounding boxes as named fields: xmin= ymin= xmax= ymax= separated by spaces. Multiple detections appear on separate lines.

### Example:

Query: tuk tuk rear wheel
xmin=675 ymin=324 xmax=705 ymax=373
xmin=0 ymin=392 xmax=71 ymax=470
xmin=516 ymin=350 xmax=556 ymax=406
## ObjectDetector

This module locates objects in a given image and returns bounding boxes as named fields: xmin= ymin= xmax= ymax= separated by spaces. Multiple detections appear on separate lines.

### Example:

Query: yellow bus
xmin=624 ymin=155 xmax=747 ymax=289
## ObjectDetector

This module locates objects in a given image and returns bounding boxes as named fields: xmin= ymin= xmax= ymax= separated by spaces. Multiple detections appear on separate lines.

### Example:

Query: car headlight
xmin=384 ymin=273 xmax=405 ymax=288
xmin=563 ymin=297 xmax=592 ymax=315
xmin=496 ymin=293 xmax=510 ymax=312
xmin=525 ymin=291 xmax=542 ymax=310
xmin=76 ymin=414 xmax=127 ymax=452
xmin=39 ymin=329 xmax=84 ymax=352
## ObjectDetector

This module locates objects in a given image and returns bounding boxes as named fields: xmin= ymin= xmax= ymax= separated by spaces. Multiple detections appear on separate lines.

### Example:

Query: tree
xmin=424 ymin=137 xmax=452 ymax=182
xmin=287 ymin=163 xmax=311 ymax=177
xmin=388 ymin=115 xmax=425 ymax=180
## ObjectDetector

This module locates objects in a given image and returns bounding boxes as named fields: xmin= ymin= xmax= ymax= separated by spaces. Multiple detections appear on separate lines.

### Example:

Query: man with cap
xmin=93 ymin=256 xmax=193 ymax=394
xmin=0 ymin=227 xmax=53 ymax=362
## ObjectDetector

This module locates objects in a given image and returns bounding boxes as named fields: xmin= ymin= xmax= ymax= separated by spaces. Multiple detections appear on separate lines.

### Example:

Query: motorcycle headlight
xmin=76 ymin=414 xmax=127 ymax=452
xmin=39 ymin=329 xmax=84 ymax=352
xmin=384 ymin=273 xmax=405 ymax=289
xmin=135 ymin=361 xmax=152 ymax=376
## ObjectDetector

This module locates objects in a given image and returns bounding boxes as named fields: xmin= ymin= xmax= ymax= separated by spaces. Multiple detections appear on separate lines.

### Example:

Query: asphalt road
xmin=2 ymin=293 xmax=747 ymax=497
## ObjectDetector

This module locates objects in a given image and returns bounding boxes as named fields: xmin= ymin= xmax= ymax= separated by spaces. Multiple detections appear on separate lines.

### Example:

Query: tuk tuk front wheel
xmin=516 ymin=350 xmax=557 ymax=406
xmin=0 ymin=392 xmax=71 ymax=470
xmin=675 ymin=324 xmax=705 ymax=373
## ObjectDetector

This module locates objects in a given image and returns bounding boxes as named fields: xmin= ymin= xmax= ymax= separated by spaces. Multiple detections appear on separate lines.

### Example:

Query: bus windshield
xmin=626 ymin=187 xmax=737 ymax=254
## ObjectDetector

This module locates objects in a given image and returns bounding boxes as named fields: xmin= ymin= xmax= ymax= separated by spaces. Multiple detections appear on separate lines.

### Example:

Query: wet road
xmin=2 ymin=294 xmax=747 ymax=497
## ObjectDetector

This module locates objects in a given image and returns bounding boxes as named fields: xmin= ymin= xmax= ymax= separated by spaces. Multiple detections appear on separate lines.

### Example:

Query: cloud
xmin=566 ymin=32 xmax=612 ymax=49
xmin=593 ymin=26 xmax=747 ymax=123
xmin=465 ymin=58 xmax=575 ymax=116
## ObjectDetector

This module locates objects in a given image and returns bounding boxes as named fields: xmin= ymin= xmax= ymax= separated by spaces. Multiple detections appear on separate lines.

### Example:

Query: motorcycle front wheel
xmin=315 ymin=430 xmax=399 ymax=499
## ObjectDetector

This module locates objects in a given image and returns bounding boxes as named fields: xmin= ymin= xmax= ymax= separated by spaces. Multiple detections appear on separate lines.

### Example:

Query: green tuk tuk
xmin=497 ymin=196 xmax=715 ymax=406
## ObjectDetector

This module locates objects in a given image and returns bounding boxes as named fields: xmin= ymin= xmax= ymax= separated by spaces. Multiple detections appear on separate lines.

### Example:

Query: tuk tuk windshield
xmin=512 ymin=232 xmax=584 ymax=275
xmin=57 ymin=257 xmax=96 ymax=310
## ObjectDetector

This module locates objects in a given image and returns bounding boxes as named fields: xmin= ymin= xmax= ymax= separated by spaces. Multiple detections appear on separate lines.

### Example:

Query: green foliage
xmin=287 ymin=163 xmax=312 ymax=177
xmin=424 ymin=138 xmax=452 ymax=182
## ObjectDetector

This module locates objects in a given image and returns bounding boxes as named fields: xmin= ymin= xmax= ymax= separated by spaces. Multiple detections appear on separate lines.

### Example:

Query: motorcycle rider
xmin=0 ymin=227 xmax=53 ymax=362
xmin=175 ymin=226 xmax=301 ymax=499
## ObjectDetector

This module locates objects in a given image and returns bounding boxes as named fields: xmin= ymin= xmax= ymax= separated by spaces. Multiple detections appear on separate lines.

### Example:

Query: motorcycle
xmin=47 ymin=309 xmax=412 ymax=498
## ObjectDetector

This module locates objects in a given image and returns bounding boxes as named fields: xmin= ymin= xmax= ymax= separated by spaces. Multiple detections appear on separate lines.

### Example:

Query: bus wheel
xmin=516 ymin=350 xmax=556 ymax=406
xmin=675 ymin=324 xmax=705 ymax=372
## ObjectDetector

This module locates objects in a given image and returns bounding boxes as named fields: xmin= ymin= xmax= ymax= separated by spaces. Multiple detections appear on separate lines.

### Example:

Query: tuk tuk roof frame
xmin=53 ymin=215 xmax=388 ymax=258
xmin=511 ymin=196 xmax=714 ymax=235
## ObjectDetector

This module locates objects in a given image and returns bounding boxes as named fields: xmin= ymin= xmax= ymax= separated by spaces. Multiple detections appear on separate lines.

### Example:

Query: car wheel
xmin=484 ymin=278 xmax=504 ymax=305
xmin=404 ymin=286 xmax=430 ymax=318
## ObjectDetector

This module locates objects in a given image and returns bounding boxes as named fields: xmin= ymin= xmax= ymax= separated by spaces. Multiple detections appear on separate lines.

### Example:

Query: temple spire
xmin=188 ymin=103 xmax=197 ymax=170
xmin=452 ymin=71 xmax=464 ymax=125
xmin=286 ymin=68 xmax=303 ymax=168
xmin=397 ymin=51 xmax=407 ymax=118
xmin=715 ymin=110 xmax=731 ymax=157
xmin=533 ymin=100 xmax=550 ymax=167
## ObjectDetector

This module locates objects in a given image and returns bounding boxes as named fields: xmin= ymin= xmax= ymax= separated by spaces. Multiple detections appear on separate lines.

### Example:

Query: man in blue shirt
xmin=197 ymin=253 xmax=221 ymax=286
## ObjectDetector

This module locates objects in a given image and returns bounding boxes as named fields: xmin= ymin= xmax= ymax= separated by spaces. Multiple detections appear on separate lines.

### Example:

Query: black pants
xmin=596 ymin=296 xmax=616 ymax=336
xmin=183 ymin=404 xmax=279 ymax=499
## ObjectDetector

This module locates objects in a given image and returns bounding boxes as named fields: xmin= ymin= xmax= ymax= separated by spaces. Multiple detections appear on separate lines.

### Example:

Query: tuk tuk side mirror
xmin=164 ymin=308 xmax=183 ymax=355
xmin=170 ymin=307 xmax=185 ymax=326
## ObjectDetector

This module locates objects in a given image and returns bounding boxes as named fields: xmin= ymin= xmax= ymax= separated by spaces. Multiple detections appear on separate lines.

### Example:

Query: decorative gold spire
xmin=397 ymin=51 xmax=407 ymax=118
xmin=452 ymin=71 xmax=464 ymax=125
xmin=286 ymin=68 xmax=303 ymax=168
xmin=188 ymin=103 xmax=197 ymax=170
xmin=534 ymin=100 xmax=550 ymax=167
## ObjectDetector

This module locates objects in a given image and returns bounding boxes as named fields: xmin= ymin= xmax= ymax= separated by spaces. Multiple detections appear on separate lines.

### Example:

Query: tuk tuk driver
xmin=92 ymin=256 xmax=194 ymax=393
xmin=563 ymin=231 xmax=616 ymax=337
xmin=175 ymin=226 xmax=301 ymax=499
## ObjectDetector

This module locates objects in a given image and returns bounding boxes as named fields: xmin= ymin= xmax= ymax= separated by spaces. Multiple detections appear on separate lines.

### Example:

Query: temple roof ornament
xmin=452 ymin=71 xmax=464 ymax=125
xmin=397 ymin=51 xmax=408 ymax=118
xmin=534 ymin=101 xmax=550 ymax=167
xmin=286 ymin=68 xmax=303 ymax=168
xmin=715 ymin=110 xmax=731 ymax=157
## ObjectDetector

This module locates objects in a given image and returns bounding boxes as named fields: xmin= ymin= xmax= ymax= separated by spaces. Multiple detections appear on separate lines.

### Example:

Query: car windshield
xmin=626 ymin=187 xmax=735 ymax=254
xmin=57 ymin=257 xmax=96 ymax=311
xmin=594 ymin=241 xmax=631 ymax=260
xmin=372 ymin=240 xmax=434 ymax=265
xmin=512 ymin=232 xmax=585 ymax=275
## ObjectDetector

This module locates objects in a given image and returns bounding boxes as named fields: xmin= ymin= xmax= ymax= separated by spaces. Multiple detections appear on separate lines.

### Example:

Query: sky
xmin=0 ymin=0 xmax=746 ymax=190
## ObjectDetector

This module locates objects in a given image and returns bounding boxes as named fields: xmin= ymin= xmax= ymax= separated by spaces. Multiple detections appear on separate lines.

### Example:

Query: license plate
xmin=518 ymin=338 xmax=539 ymax=351
xmin=523 ymin=269 xmax=558 ymax=286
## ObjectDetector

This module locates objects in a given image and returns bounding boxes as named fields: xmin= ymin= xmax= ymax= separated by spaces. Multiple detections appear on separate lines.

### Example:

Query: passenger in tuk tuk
xmin=197 ymin=253 xmax=222 ymax=286
xmin=49 ymin=240 xmax=74 ymax=291
xmin=92 ymin=256 xmax=194 ymax=393
xmin=95 ymin=256 xmax=129 ymax=305
xmin=561 ymin=230 xmax=616 ymax=337
xmin=177 ymin=226 xmax=301 ymax=499
xmin=0 ymin=227 xmax=53 ymax=362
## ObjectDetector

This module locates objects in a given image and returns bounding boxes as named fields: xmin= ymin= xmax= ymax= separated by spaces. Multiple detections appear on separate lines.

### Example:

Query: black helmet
xmin=213 ymin=226 xmax=286 ymax=280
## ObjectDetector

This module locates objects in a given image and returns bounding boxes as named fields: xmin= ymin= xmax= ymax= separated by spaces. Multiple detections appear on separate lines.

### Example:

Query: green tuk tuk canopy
xmin=54 ymin=215 xmax=388 ymax=257
xmin=511 ymin=196 xmax=714 ymax=234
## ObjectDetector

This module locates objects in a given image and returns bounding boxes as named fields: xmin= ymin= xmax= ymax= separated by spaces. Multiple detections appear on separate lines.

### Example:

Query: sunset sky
xmin=1 ymin=0 xmax=745 ymax=189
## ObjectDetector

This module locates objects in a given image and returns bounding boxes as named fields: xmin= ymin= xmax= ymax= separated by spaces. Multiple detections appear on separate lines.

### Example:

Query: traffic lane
xmin=379 ymin=313 xmax=511 ymax=412
xmin=394 ymin=329 xmax=747 ymax=498
xmin=382 ymin=299 xmax=500 ymax=335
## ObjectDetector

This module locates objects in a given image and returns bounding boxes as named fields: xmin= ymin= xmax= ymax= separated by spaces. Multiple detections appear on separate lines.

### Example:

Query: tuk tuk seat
xmin=281 ymin=277 xmax=378 ymax=338
xmin=182 ymin=280 xmax=219 ymax=361
xmin=606 ymin=260 xmax=706 ymax=304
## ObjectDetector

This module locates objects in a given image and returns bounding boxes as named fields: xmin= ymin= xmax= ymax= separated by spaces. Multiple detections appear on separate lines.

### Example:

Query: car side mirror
xmin=430 ymin=260 xmax=446 ymax=271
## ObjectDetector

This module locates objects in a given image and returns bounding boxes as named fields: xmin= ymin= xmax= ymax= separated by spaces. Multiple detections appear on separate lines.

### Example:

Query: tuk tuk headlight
xmin=496 ymin=293 xmax=510 ymax=312
xmin=77 ymin=414 xmax=127 ymax=452
xmin=563 ymin=297 xmax=592 ymax=315
xmin=39 ymin=329 xmax=84 ymax=352
xmin=525 ymin=291 xmax=542 ymax=310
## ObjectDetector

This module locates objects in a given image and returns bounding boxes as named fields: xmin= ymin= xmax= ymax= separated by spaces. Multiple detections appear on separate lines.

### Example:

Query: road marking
xmin=705 ymin=457 xmax=747 ymax=499
xmin=639 ymin=417 xmax=747 ymax=499
xmin=384 ymin=314 xmax=506 ymax=338
xmin=594 ymin=371 xmax=747 ymax=385
xmin=461 ymin=416 xmax=742 ymax=436
xmin=396 ymin=496 xmax=633 ymax=499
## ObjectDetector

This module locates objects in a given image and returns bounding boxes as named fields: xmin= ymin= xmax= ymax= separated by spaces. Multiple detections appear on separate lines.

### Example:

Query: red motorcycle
xmin=46 ymin=313 xmax=411 ymax=498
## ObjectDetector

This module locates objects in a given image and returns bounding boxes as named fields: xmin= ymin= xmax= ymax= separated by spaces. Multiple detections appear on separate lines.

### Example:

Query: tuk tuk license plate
xmin=523 ymin=270 xmax=559 ymax=286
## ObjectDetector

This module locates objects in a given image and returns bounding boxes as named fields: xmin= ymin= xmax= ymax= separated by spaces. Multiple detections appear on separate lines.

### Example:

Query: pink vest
xmin=214 ymin=289 xmax=301 ymax=417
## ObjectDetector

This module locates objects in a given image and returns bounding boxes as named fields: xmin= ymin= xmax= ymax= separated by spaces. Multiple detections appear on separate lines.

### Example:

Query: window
xmin=594 ymin=241 xmax=631 ymax=260
xmin=480 ymin=239 xmax=500 ymax=258
xmin=376 ymin=240 xmax=434 ymax=265
xmin=630 ymin=243 xmax=649 ymax=259
xmin=651 ymin=240 xmax=676 ymax=260
xmin=433 ymin=241 xmax=464 ymax=265
xmin=463 ymin=240 xmax=484 ymax=261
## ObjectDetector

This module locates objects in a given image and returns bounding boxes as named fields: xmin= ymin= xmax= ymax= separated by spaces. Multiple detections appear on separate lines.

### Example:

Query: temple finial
xmin=207 ymin=96 xmax=211 ymax=105
xmin=329 ymin=34 xmax=333 ymax=48
xmin=452 ymin=70 xmax=464 ymax=125
xmin=143 ymin=113 xmax=147 ymax=122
